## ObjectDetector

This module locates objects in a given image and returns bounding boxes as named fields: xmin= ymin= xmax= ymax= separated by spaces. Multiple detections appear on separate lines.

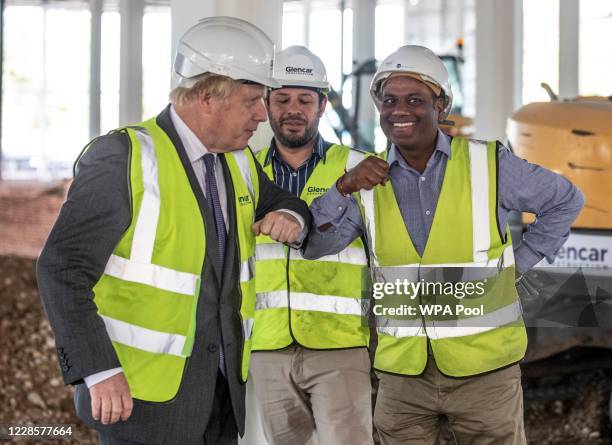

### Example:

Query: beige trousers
xmin=373 ymin=356 xmax=526 ymax=445
xmin=250 ymin=346 xmax=374 ymax=445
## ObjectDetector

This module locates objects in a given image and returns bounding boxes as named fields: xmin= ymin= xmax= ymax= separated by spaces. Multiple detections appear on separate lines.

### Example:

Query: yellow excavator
xmin=507 ymin=85 xmax=612 ymax=362
xmin=508 ymin=85 xmax=612 ymax=231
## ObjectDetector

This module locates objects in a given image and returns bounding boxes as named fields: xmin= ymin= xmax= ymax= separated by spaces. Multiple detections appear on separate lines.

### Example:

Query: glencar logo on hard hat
xmin=274 ymin=46 xmax=330 ymax=90
xmin=285 ymin=66 xmax=314 ymax=76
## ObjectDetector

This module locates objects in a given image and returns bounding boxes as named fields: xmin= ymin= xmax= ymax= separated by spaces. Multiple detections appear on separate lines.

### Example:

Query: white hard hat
xmin=273 ymin=45 xmax=330 ymax=91
xmin=174 ymin=16 xmax=280 ymax=88
xmin=370 ymin=45 xmax=453 ymax=118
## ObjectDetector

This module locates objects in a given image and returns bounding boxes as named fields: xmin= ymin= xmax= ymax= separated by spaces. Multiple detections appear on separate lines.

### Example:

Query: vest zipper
xmin=418 ymin=266 xmax=432 ymax=371
xmin=285 ymin=247 xmax=299 ymax=346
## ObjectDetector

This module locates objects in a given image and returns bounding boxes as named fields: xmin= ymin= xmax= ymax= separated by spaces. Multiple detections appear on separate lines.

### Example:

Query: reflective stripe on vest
xmin=360 ymin=138 xmax=527 ymax=377
xmin=362 ymin=140 xmax=505 ymax=270
xmin=256 ymin=291 xmax=366 ymax=316
xmin=253 ymin=144 xmax=369 ymax=350
xmin=376 ymin=299 xmax=522 ymax=339
xmin=103 ymin=129 xmax=200 ymax=297
xmin=101 ymin=314 xmax=188 ymax=356
xmin=256 ymin=243 xmax=367 ymax=266
xmin=102 ymin=133 xmax=263 ymax=354
xmin=92 ymin=119 xmax=259 ymax=401
xmin=104 ymin=254 xmax=199 ymax=296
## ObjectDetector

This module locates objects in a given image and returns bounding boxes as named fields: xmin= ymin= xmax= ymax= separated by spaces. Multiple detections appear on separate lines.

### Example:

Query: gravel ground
xmin=1 ymin=255 xmax=610 ymax=444
xmin=524 ymin=381 xmax=611 ymax=444
xmin=0 ymin=256 xmax=97 ymax=444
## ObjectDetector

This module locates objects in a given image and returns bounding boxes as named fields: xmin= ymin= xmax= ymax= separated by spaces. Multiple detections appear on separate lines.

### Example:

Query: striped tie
xmin=203 ymin=153 xmax=227 ymax=375
xmin=203 ymin=154 xmax=227 ymax=269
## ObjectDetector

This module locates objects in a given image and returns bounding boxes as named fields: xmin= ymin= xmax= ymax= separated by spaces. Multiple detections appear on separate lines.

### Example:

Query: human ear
xmin=198 ymin=91 xmax=219 ymax=115
xmin=434 ymin=96 xmax=446 ymax=121
xmin=318 ymin=94 xmax=328 ymax=117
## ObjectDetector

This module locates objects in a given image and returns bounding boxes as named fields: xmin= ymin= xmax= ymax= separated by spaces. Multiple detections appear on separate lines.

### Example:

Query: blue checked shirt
xmin=304 ymin=130 xmax=585 ymax=274
xmin=263 ymin=134 xmax=330 ymax=197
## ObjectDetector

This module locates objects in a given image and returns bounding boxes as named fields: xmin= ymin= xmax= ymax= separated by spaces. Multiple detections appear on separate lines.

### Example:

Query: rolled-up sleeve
xmin=498 ymin=145 xmax=585 ymax=273
xmin=302 ymin=184 xmax=366 ymax=259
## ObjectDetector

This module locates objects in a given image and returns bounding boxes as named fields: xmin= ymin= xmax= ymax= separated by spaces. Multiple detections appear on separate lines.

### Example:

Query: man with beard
xmin=304 ymin=45 xmax=584 ymax=444
xmin=249 ymin=46 xmax=373 ymax=445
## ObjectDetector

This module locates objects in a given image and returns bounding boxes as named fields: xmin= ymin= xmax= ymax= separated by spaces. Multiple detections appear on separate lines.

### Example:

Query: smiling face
xmin=379 ymin=75 xmax=444 ymax=153
xmin=267 ymin=88 xmax=326 ymax=149
xmin=207 ymin=84 xmax=268 ymax=152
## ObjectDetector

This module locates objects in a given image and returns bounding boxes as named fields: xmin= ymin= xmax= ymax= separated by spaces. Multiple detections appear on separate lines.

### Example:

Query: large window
xmin=401 ymin=0 xmax=476 ymax=117
xmin=281 ymin=1 xmax=306 ymax=48
xmin=280 ymin=0 xmax=353 ymax=144
xmin=523 ymin=0 xmax=612 ymax=102
xmin=280 ymin=0 xmax=476 ymax=151
xmin=142 ymin=4 xmax=171 ymax=119
xmin=1 ymin=0 xmax=172 ymax=179
xmin=522 ymin=0 xmax=560 ymax=104
xmin=579 ymin=0 xmax=612 ymax=96
xmin=375 ymin=1 xmax=404 ymax=62
xmin=100 ymin=9 xmax=120 ymax=134
xmin=2 ymin=2 xmax=91 ymax=179
xmin=282 ymin=0 xmax=351 ymax=92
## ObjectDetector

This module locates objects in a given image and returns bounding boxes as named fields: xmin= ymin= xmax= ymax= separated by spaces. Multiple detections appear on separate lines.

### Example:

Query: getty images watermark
xmin=372 ymin=278 xmax=488 ymax=317
xmin=360 ymin=265 xmax=612 ymax=329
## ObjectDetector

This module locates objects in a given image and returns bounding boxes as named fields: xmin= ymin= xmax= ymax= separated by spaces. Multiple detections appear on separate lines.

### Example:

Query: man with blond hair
xmin=38 ymin=17 xmax=310 ymax=445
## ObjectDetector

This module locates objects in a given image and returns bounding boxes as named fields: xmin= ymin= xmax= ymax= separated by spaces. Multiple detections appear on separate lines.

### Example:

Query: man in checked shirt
xmin=250 ymin=46 xmax=374 ymax=445
xmin=303 ymin=45 xmax=584 ymax=445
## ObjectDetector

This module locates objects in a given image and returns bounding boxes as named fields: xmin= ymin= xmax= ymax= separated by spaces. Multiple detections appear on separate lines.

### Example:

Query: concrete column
xmin=352 ymin=0 xmax=377 ymax=150
xmin=475 ymin=0 xmax=522 ymax=141
xmin=214 ymin=0 xmax=283 ymax=152
xmin=119 ymin=0 xmax=144 ymax=125
xmin=170 ymin=0 xmax=214 ymax=67
xmin=215 ymin=0 xmax=282 ymax=44
xmin=558 ymin=0 xmax=579 ymax=100
xmin=89 ymin=0 xmax=102 ymax=138
xmin=303 ymin=0 xmax=311 ymax=47
xmin=455 ymin=0 xmax=465 ymax=44
xmin=440 ymin=0 xmax=448 ymax=47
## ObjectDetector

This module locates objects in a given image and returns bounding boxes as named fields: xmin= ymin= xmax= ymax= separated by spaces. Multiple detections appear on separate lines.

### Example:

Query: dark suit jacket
xmin=36 ymin=106 xmax=311 ymax=444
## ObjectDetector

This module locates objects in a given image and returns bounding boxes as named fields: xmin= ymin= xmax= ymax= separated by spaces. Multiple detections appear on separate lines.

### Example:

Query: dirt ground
xmin=1 ymin=255 xmax=610 ymax=444
xmin=0 ymin=256 xmax=97 ymax=444
xmin=524 ymin=381 xmax=611 ymax=444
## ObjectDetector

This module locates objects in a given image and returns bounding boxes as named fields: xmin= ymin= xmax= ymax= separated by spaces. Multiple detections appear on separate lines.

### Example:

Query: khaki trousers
xmin=373 ymin=357 xmax=526 ymax=445
xmin=250 ymin=346 xmax=374 ymax=445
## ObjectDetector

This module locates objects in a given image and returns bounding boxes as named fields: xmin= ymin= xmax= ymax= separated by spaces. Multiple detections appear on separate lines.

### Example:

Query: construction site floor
xmin=1 ymin=255 xmax=610 ymax=444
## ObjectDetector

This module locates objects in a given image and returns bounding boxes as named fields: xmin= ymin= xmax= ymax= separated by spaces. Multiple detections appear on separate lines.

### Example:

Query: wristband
xmin=337 ymin=171 xmax=350 ymax=197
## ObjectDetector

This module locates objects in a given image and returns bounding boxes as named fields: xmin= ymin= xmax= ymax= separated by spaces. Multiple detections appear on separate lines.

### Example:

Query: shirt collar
xmin=169 ymin=105 xmax=212 ymax=163
xmin=387 ymin=129 xmax=452 ymax=169
xmin=264 ymin=133 xmax=326 ymax=166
